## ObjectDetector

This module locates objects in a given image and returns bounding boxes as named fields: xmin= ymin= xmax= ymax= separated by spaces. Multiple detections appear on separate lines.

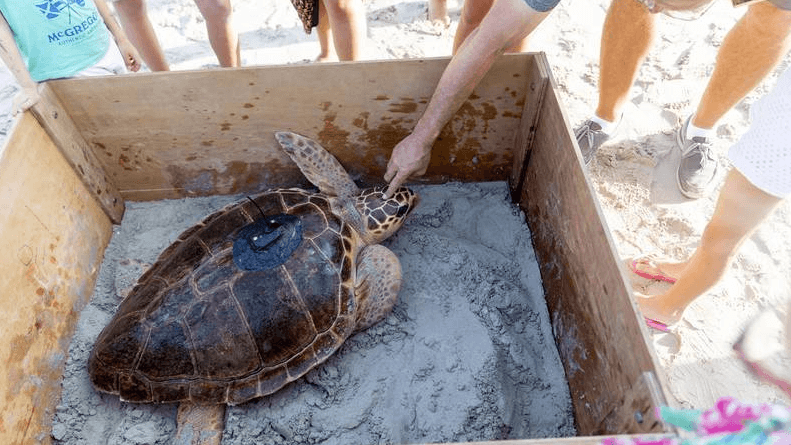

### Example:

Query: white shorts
xmin=729 ymin=67 xmax=791 ymax=199
xmin=74 ymin=40 xmax=127 ymax=77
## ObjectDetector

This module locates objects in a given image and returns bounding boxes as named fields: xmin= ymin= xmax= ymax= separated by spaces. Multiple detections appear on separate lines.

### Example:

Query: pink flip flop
xmin=644 ymin=316 xmax=672 ymax=332
xmin=733 ymin=312 xmax=791 ymax=397
xmin=630 ymin=257 xmax=677 ymax=284
xmin=643 ymin=315 xmax=682 ymax=347
xmin=734 ymin=337 xmax=791 ymax=397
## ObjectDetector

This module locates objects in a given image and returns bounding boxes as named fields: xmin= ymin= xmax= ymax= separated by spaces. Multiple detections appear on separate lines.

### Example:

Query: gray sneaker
xmin=676 ymin=117 xmax=719 ymax=199
xmin=574 ymin=119 xmax=611 ymax=164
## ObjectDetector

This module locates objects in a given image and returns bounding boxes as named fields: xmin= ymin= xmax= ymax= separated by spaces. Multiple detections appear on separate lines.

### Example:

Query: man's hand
xmin=384 ymin=133 xmax=433 ymax=197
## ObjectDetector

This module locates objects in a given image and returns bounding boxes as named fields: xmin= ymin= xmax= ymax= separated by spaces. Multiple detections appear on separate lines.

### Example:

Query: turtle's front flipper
xmin=275 ymin=131 xmax=360 ymax=200
xmin=353 ymin=245 xmax=402 ymax=331
xmin=175 ymin=403 xmax=225 ymax=445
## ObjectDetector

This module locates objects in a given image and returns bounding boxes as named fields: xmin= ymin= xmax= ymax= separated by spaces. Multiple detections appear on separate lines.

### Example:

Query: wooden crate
xmin=0 ymin=53 xmax=672 ymax=444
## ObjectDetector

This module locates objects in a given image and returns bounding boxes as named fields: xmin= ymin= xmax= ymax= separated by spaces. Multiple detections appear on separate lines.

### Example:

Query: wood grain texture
xmin=50 ymin=55 xmax=535 ymax=201
xmin=0 ymin=113 xmax=112 ymax=445
xmin=436 ymin=434 xmax=674 ymax=445
xmin=509 ymin=53 xmax=549 ymax=198
xmin=515 ymin=68 xmax=669 ymax=435
xmin=30 ymin=84 xmax=125 ymax=223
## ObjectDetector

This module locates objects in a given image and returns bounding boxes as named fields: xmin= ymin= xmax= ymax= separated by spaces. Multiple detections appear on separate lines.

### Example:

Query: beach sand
xmin=1 ymin=0 xmax=790 ymax=435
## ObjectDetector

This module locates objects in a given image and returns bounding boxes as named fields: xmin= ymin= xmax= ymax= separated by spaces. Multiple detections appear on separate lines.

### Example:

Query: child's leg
xmin=453 ymin=0 xmax=530 ymax=54
xmin=322 ymin=0 xmax=366 ymax=61
xmin=637 ymin=169 xmax=783 ymax=325
xmin=316 ymin=0 xmax=338 ymax=62
xmin=193 ymin=0 xmax=240 ymax=67
xmin=428 ymin=0 xmax=450 ymax=25
xmin=113 ymin=0 xmax=170 ymax=71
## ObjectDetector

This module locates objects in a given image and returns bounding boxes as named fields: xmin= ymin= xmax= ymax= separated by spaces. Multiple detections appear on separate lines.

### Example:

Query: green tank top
xmin=1 ymin=0 xmax=110 ymax=81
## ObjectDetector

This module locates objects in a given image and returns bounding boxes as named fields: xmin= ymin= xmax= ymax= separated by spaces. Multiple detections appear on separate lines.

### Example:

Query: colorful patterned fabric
xmin=602 ymin=397 xmax=791 ymax=445
xmin=289 ymin=0 xmax=319 ymax=34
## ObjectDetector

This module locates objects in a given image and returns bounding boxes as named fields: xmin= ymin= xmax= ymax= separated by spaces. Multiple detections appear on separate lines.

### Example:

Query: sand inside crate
xmin=53 ymin=181 xmax=576 ymax=444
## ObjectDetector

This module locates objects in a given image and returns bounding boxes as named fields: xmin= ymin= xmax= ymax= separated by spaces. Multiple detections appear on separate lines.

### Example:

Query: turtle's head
xmin=355 ymin=186 xmax=418 ymax=243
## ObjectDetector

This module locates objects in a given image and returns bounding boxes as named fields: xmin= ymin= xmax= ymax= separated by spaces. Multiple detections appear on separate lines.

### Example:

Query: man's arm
xmin=93 ymin=0 xmax=141 ymax=72
xmin=384 ymin=0 xmax=550 ymax=196
xmin=0 ymin=11 xmax=41 ymax=114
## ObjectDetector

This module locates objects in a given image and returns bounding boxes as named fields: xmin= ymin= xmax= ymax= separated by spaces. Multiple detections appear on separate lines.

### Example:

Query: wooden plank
xmin=516 ymin=72 xmax=669 ymax=435
xmin=49 ymin=55 xmax=536 ymax=200
xmin=606 ymin=372 xmax=670 ymax=434
xmin=509 ymin=52 xmax=549 ymax=198
xmin=29 ymin=83 xmax=125 ymax=223
xmin=436 ymin=434 xmax=674 ymax=445
xmin=0 ymin=112 xmax=113 ymax=445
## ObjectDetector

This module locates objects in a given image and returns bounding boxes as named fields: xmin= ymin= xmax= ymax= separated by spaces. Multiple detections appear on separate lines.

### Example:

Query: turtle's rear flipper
xmin=175 ymin=403 xmax=226 ymax=445
xmin=275 ymin=131 xmax=360 ymax=200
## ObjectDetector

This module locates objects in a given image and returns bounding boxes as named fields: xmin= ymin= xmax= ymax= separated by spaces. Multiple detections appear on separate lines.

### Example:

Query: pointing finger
xmin=385 ymin=171 xmax=408 ymax=198
xmin=384 ymin=161 xmax=397 ymax=183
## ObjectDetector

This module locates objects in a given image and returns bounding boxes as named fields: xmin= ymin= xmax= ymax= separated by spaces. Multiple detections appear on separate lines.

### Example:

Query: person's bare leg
xmin=691 ymin=1 xmax=791 ymax=129
xmin=732 ymin=304 xmax=791 ymax=398
xmin=595 ymin=0 xmax=655 ymax=122
xmin=429 ymin=0 xmax=450 ymax=25
xmin=508 ymin=34 xmax=531 ymax=53
xmin=632 ymin=258 xmax=687 ymax=282
xmin=637 ymin=169 xmax=783 ymax=325
xmin=453 ymin=0 xmax=528 ymax=54
xmin=316 ymin=0 xmax=338 ymax=62
xmin=323 ymin=0 xmax=366 ymax=61
xmin=193 ymin=0 xmax=240 ymax=67
xmin=454 ymin=0 xmax=493 ymax=53
xmin=114 ymin=0 xmax=170 ymax=71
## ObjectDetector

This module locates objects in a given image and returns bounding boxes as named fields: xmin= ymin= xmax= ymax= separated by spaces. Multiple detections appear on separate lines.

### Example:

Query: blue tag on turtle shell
xmin=232 ymin=213 xmax=303 ymax=271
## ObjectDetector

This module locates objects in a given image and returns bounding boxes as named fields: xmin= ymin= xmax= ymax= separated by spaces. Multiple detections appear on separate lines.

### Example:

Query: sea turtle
xmin=88 ymin=131 xmax=418 ymax=444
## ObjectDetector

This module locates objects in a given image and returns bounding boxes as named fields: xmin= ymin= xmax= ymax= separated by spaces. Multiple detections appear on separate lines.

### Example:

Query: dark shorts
xmin=769 ymin=0 xmax=791 ymax=10
xmin=523 ymin=0 xmax=561 ymax=12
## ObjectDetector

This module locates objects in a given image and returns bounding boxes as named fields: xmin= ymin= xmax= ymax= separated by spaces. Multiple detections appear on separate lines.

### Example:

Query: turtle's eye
xmin=396 ymin=205 xmax=409 ymax=218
